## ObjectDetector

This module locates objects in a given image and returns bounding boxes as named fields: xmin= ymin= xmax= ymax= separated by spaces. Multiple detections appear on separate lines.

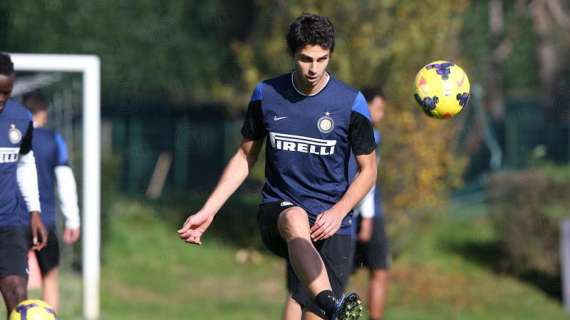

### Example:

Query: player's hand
xmin=30 ymin=211 xmax=48 ymax=251
xmin=357 ymin=217 xmax=373 ymax=242
xmin=177 ymin=211 xmax=214 ymax=245
xmin=63 ymin=228 xmax=80 ymax=244
xmin=310 ymin=209 xmax=343 ymax=241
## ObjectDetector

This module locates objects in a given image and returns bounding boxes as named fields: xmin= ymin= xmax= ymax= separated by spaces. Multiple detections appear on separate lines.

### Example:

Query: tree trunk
xmin=531 ymin=0 xmax=558 ymax=114
xmin=487 ymin=0 xmax=506 ymax=121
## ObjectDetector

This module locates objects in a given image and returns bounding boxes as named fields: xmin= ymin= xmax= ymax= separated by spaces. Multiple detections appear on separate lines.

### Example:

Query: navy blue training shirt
xmin=241 ymin=73 xmax=376 ymax=235
xmin=32 ymin=128 xmax=70 ymax=227
xmin=0 ymin=100 xmax=34 ymax=227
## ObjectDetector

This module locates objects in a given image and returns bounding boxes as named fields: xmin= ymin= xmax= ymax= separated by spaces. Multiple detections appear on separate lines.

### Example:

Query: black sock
xmin=315 ymin=290 xmax=338 ymax=318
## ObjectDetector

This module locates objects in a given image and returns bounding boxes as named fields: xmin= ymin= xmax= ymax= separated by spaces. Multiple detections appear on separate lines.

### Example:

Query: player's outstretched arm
xmin=311 ymin=151 xmax=377 ymax=241
xmin=178 ymin=138 xmax=264 ymax=245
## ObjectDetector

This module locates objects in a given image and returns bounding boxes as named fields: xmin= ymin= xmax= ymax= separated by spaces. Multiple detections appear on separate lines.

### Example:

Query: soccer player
xmin=351 ymin=87 xmax=389 ymax=320
xmin=22 ymin=91 xmax=81 ymax=313
xmin=0 ymin=53 xmax=47 ymax=318
xmin=178 ymin=13 xmax=377 ymax=320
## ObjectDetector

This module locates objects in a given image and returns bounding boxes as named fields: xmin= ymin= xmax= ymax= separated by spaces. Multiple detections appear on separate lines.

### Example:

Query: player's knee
xmin=278 ymin=207 xmax=308 ymax=238
xmin=1 ymin=277 xmax=27 ymax=307
xmin=370 ymin=269 xmax=388 ymax=282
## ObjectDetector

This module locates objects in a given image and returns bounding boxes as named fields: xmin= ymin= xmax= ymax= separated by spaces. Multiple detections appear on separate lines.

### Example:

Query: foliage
xmin=4 ymin=0 xmax=253 ymax=104
xmin=488 ymin=165 xmax=570 ymax=275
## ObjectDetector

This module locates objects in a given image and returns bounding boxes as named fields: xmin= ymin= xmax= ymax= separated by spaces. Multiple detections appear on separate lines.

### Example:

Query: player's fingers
xmin=310 ymin=214 xmax=327 ymax=232
xmin=317 ymin=221 xmax=340 ymax=241
xmin=320 ymin=227 xmax=335 ymax=240
xmin=179 ymin=228 xmax=201 ymax=240
xmin=41 ymin=228 xmax=48 ymax=244
xmin=184 ymin=235 xmax=202 ymax=245
xmin=310 ymin=220 xmax=321 ymax=233
xmin=313 ymin=228 xmax=328 ymax=241
xmin=178 ymin=217 xmax=196 ymax=233
xmin=31 ymin=226 xmax=38 ymax=242
xmin=311 ymin=223 xmax=327 ymax=240
xmin=310 ymin=220 xmax=324 ymax=235
xmin=34 ymin=236 xmax=46 ymax=251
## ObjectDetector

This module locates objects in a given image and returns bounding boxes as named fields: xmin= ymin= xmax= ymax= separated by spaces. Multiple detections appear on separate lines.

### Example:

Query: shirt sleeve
xmin=18 ymin=121 xmax=34 ymax=155
xmin=54 ymin=132 xmax=70 ymax=166
xmin=55 ymin=166 xmax=80 ymax=228
xmin=240 ymin=83 xmax=266 ymax=140
xmin=357 ymin=185 xmax=376 ymax=218
xmin=17 ymin=151 xmax=41 ymax=213
xmin=349 ymin=92 xmax=376 ymax=155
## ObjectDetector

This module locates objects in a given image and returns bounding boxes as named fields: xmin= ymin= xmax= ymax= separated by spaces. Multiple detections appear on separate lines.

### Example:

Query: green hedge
xmin=488 ymin=165 xmax=570 ymax=276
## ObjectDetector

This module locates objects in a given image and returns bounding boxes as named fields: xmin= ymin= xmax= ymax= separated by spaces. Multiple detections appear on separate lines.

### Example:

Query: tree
xmin=4 ymin=0 xmax=255 ymax=105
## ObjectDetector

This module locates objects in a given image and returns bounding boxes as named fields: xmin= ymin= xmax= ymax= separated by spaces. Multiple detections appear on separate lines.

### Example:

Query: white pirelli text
xmin=269 ymin=132 xmax=337 ymax=156
xmin=0 ymin=148 xmax=19 ymax=163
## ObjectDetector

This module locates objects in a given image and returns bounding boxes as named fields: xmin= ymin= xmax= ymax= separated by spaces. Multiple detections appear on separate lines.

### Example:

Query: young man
xmin=0 ymin=53 xmax=48 ymax=318
xmin=178 ymin=14 xmax=376 ymax=320
xmin=352 ymin=87 xmax=389 ymax=320
xmin=22 ymin=91 xmax=81 ymax=312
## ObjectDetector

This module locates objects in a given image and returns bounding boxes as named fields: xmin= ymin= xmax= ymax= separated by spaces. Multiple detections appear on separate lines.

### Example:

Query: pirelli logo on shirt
xmin=269 ymin=132 xmax=337 ymax=156
xmin=0 ymin=148 xmax=19 ymax=163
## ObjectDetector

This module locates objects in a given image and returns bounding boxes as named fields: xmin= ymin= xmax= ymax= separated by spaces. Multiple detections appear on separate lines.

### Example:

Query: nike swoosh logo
xmin=274 ymin=116 xmax=288 ymax=121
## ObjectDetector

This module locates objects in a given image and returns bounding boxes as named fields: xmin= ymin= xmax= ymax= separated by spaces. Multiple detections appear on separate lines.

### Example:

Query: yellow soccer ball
xmin=9 ymin=299 xmax=56 ymax=320
xmin=414 ymin=60 xmax=470 ymax=119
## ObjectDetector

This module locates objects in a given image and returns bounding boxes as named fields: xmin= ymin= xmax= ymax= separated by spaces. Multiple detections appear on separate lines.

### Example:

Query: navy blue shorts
xmin=257 ymin=201 xmax=354 ymax=312
xmin=0 ymin=227 xmax=29 ymax=278
xmin=29 ymin=227 xmax=60 ymax=276
xmin=354 ymin=215 xmax=390 ymax=270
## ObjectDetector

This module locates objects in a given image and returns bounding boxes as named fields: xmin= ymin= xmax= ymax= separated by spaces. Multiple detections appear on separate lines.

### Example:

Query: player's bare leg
xmin=283 ymin=294 xmax=302 ymax=320
xmin=0 ymin=275 xmax=27 ymax=319
xmin=303 ymin=309 xmax=326 ymax=319
xmin=42 ymin=268 xmax=59 ymax=312
xmin=278 ymin=207 xmax=332 ymax=297
xmin=368 ymin=269 xmax=388 ymax=320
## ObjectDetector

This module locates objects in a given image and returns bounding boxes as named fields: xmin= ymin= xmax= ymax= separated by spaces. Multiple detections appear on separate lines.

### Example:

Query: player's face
xmin=368 ymin=96 xmax=385 ymax=126
xmin=293 ymin=45 xmax=330 ymax=91
xmin=34 ymin=110 xmax=48 ymax=127
xmin=0 ymin=74 xmax=15 ymax=112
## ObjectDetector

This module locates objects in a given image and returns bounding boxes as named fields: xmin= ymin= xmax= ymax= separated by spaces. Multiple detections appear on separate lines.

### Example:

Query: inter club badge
xmin=8 ymin=124 xmax=22 ymax=144
xmin=317 ymin=112 xmax=334 ymax=133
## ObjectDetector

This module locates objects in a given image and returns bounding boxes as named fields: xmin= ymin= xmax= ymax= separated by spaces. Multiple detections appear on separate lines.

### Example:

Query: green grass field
xmin=5 ymin=197 xmax=569 ymax=319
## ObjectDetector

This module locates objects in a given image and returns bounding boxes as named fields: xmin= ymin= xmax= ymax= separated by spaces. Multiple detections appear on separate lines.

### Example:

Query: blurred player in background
xmin=0 ymin=53 xmax=47 ymax=318
xmin=22 ymin=91 xmax=80 ymax=313
xmin=351 ymin=87 xmax=389 ymax=320
xmin=179 ymin=13 xmax=377 ymax=320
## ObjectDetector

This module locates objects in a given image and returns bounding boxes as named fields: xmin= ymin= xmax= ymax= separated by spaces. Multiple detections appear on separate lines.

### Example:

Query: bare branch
xmin=545 ymin=0 xmax=570 ymax=28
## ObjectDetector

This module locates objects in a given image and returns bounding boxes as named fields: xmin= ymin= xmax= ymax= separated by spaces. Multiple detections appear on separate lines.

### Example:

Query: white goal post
xmin=11 ymin=54 xmax=101 ymax=320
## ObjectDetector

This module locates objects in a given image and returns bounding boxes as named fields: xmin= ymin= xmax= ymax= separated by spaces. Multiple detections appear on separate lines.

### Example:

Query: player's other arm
xmin=53 ymin=133 xmax=81 ymax=244
xmin=178 ymin=83 xmax=266 ymax=245
xmin=17 ymin=122 xmax=47 ymax=250
xmin=312 ymin=92 xmax=377 ymax=241
xmin=357 ymin=186 xmax=376 ymax=242
xmin=311 ymin=151 xmax=376 ymax=241
xmin=177 ymin=138 xmax=264 ymax=245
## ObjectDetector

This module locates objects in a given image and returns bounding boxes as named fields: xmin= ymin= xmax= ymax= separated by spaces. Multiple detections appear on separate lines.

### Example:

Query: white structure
xmin=11 ymin=54 xmax=101 ymax=320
